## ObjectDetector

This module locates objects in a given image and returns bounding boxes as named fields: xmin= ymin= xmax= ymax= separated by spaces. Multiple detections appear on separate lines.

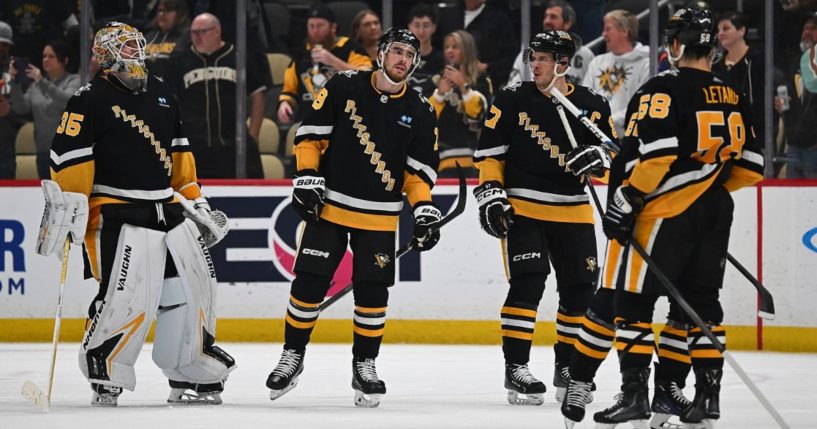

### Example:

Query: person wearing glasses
xmin=166 ymin=12 xmax=270 ymax=179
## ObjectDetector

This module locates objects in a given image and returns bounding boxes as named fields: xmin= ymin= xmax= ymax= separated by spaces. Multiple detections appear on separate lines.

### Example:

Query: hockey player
xmin=592 ymin=8 xmax=764 ymax=428
xmin=265 ymin=28 xmax=440 ymax=408
xmin=472 ymin=30 xmax=617 ymax=406
xmin=38 ymin=22 xmax=235 ymax=406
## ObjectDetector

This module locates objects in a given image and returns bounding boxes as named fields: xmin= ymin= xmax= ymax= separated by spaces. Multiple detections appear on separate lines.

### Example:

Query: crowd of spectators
xmin=0 ymin=0 xmax=816 ymax=180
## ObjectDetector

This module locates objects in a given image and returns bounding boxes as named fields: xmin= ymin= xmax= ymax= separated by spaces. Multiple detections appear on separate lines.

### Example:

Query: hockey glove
xmin=180 ymin=196 xmax=230 ymax=247
xmin=411 ymin=202 xmax=442 ymax=251
xmin=566 ymin=144 xmax=611 ymax=178
xmin=602 ymin=186 xmax=645 ymax=244
xmin=473 ymin=181 xmax=514 ymax=239
xmin=292 ymin=170 xmax=325 ymax=223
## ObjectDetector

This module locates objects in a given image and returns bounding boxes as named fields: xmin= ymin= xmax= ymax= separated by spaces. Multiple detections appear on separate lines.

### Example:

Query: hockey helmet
xmin=525 ymin=30 xmax=575 ymax=65
xmin=665 ymin=7 xmax=716 ymax=49
xmin=376 ymin=27 xmax=421 ymax=80
xmin=93 ymin=22 xmax=148 ymax=81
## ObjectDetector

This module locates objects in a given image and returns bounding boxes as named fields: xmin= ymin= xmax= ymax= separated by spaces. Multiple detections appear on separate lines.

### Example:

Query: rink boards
xmin=1 ymin=179 xmax=815 ymax=351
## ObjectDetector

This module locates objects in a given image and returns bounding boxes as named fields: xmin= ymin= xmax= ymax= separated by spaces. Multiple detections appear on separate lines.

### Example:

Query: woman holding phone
xmin=430 ymin=30 xmax=492 ymax=177
xmin=9 ymin=39 xmax=80 ymax=179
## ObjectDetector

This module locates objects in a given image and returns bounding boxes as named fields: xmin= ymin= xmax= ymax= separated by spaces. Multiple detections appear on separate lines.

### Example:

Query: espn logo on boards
xmin=302 ymin=248 xmax=330 ymax=258
xmin=512 ymin=252 xmax=541 ymax=262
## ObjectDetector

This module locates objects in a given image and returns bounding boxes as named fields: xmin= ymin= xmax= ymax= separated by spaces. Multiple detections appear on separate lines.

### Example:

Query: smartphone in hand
xmin=13 ymin=57 xmax=32 ymax=85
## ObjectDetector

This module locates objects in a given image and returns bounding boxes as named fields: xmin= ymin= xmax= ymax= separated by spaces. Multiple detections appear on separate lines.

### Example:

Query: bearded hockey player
xmin=472 ymin=30 xmax=617 ymax=406
xmin=265 ymin=28 xmax=440 ymax=408
xmin=39 ymin=22 xmax=235 ymax=406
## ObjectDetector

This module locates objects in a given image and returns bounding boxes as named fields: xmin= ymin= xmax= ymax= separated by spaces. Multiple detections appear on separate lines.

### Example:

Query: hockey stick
xmin=551 ymin=87 xmax=791 ymax=429
xmin=21 ymin=237 xmax=71 ymax=412
xmin=549 ymin=87 xmax=775 ymax=320
xmin=319 ymin=164 xmax=468 ymax=311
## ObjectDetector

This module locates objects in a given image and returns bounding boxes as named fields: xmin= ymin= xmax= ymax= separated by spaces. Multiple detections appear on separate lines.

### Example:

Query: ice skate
xmin=650 ymin=379 xmax=694 ymax=429
xmin=562 ymin=379 xmax=594 ymax=428
xmin=680 ymin=368 xmax=722 ymax=429
xmin=593 ymin=367 xmax=651 ymax=429
xmin=266 ymin=348 xmax=305 ymax=401
xmin=90 ymin=383 xmax=121 ymax=407
xmin=554 ymin=365 xmax=595 ymax=403
xmin=167 ymin=380 xmax=224 ymax=405
xmin=505 ymin=363 xmax=546 ymax=405
xmin=352 ymin=356 xmax=386 ymax=408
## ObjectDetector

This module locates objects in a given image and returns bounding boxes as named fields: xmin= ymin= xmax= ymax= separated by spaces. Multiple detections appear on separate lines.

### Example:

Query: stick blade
xmin=758 ymin=290 xmax=776 ymax=320
xmin=21 ymin=380 xmax=50 ymax=412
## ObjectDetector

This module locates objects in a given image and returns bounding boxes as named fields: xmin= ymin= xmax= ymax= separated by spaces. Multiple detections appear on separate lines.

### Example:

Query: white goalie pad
xmin=152 ymin=219 xmax=233 ymax=384
xmin=36 ymin=180 xmax=89 ymax=256
xmin=78 ymin=224 xmax=167 ymax=391
xmin=176 ymin=193 xmax=229 ymax=248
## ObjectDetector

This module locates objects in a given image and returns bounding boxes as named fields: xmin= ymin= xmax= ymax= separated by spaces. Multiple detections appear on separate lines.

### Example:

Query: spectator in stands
xmin=277 ymin=6 xmax=371 ymax=125
xmin=144 ymin=0 xmax=191 ymax=79
xmin=0 ymin=21 xmax=17 ymax=179
xmin=407 ymin=3 xmax=444 ymax=97
xmin=713 ymin=12 xmax=769 ymax=152
xmin=777 ymin=12 xmax=817 ymax=178
xmin=0 ymin=0 xmax=77 ymax=69
xmin=437 ymin=0 xmax=518 ymax=87
xmin=8 ymin=39 xmax=80 ymax=179
xmin=167 ymin=13 xmax=267 ymax=178
xmin=582 ymin=10 xmax=650 ymax=139
xmin=508 ymin=0 xmax=595 ymax=86
xmin=352 ymin=9 xmax=382 ymax=61
xmin=570 ymin=0 xmax=606 ymax=46
xmin=430 ymin=30 xmax=492 ymax=177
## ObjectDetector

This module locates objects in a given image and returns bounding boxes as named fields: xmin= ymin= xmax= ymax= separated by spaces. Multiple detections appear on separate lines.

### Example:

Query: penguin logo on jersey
xmin=374 ymin=253 xmax=391 ymax=269
xmin=586 ymin=256 xmax=597 ymax=272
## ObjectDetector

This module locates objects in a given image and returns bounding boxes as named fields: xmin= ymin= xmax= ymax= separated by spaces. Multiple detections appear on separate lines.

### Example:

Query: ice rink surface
xmin=1 ymin=343 xmax=815 ymax=429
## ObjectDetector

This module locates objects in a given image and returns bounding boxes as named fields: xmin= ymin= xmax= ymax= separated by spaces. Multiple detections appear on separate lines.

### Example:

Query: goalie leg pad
xmin=153 ymin=220 xmax=235 ymax=384
xmin=78 ymin=224 xmax=167 ymax=391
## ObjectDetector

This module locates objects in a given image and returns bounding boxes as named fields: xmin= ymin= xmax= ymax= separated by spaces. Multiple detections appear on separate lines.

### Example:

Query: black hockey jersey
xmin=474 ymin=82 xmax=617 ymax=224
xmin=50 ymin=73 xmax=201 ymax=219
xmin=430 ymin=73 xmax=492 ymax=171
xmin=407 ymin=49 xmax=445 ymax=98
xmin=612 ymin=67 xmax=764 ymax=220
xmin=294 ymin=70 xmax=439 ymax=232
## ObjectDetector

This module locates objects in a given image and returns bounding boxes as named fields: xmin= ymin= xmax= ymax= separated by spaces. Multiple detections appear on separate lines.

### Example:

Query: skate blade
xmin=556 ymin=387 xmax=566 ymax=403
xmin=681 ymin=421 xmax=712 ymax=429
xmin=269 ymin=377 xmax=299 ymax=401
xmin=21 ymin=380 xmax=50 ymax=412
xmin=650 ymin=413 xmax=685 ymax=429
xmin=564 ymin=416 xmax=581 ymax=428
xmin=507 ymin=390 xmax=544 ymax=406
xmin=596 ymin=420 xmax=650 ymax=429
xmin=353 ymin=390 xmax=382 ymax=408
xmin=168 ymin=392 xmax=222 ymax=405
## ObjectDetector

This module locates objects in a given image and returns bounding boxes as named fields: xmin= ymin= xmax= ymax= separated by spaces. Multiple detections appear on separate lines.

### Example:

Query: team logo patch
xmin=374 ymin=253 xmax=391 ymax=269
xmin=586 ymin=256 xmax=597 ymax=272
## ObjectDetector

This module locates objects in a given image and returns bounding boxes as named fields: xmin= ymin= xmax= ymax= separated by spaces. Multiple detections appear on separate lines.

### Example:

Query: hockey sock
xmin=501 ymin=301 xmax=538 ymax=364
xmin=657 ymin=320 xmax=692 ymax=385
xmin=688 ymin=323 xmax=725 ymax=369
xmin=555 ymin=307 xmax=583 ymax=367
xmin=352 ymin=282 xmax=389 ymax=358
xmin=284 ymin=273 xmax=332 ymax=351
xmin=615 ymin=319 xmax=655 ymax=371
xmin=570 ymin=309 xmax=615 ymax=382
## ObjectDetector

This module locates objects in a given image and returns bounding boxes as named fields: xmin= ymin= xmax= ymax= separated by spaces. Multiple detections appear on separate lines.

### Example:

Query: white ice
xmin=1 ymin=343 xmax=814 ymax=429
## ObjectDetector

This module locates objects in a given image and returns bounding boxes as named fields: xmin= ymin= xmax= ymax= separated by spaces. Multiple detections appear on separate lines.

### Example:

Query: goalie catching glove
xmin=35 ymin=180 xmax=89 ymax=257
xmin=565 ymin=144 xmax=611 ymax=178
xmin=473 ymin=181 xmax=514 ymax=239
xmin=411 ymin=202 xmax=441 ymax=251
xmin=292 ymin=170 xmax=325 ymax=223
xmin=178 ymin=195 xmax=229 ymax=248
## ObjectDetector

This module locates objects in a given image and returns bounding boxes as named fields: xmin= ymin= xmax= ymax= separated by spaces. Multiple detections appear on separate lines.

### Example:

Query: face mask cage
xmin=94 ymin=24 xmax=148 ymax=81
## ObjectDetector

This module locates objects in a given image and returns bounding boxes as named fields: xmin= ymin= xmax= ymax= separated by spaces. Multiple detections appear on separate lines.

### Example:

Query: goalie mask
xmin=93 ymin=22 xmax=148 ymax=86
xmin=376 ymin=27 xmax=421 ymax=85
xmin=664 ymin=7 xmax=715 ymax=65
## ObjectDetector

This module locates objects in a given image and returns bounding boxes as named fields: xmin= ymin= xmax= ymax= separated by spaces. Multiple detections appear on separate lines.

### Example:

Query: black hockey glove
xmin=602 ymin=186 xmax=645 ymax=244
xmin=566 ymin=144 xmax=612 ymax=178
xmin=292 ymin=170 xmax=325 ymax=223
xmin=411 ymin=202 xmax=442 ymax=251
xmin=473 ymin=181 xmax=514 ymax=239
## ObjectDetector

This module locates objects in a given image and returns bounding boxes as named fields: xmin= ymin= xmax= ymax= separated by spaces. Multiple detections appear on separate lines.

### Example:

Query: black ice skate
xmin=504 ymin=363 xmax=546 ymax=405
xmin=650 ymin=380 xmax=693 ymax=429
xmin=593 ymin=367 xmax=652 ymax=429
xmin=554 ymin=365 xmax=595 ymax=403
xmin=167 ymin=380 xmax=225 ymax=405
xmin=266 ymin=348 xmax=305 ymax=401
xmin=90 ymin=383 xmax=122 ymax=407
xmin=352 ymin=356 xmax=386 ymax=408
xmin=561 ymin=379 xmax=594 ymax=428
xmin=680 ymin=368 xmax=722 ymax=429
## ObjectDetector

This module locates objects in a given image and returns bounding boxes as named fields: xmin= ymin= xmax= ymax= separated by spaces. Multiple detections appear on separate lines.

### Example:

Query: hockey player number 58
xmin=693 ymin=111 xmax=745 ymax=164
xmin=56 ymin=112 xmax=84 ymax=137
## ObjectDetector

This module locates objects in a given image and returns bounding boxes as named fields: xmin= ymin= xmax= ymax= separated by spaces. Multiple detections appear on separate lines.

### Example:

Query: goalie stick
xmin=21 ymin=238 xmax=71 ymax=412
xmin=319 ymin=164 xmax=468 ymax=311
xmin=551 ymin=86 xmax=790 ymax=429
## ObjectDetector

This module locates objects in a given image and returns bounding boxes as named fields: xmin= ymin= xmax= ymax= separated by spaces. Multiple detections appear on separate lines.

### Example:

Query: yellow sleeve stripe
xmin=171 ymin=152 xmax=199 ymax=199
xmin=628 ymin=154 xmax=676 ymax=194
xmin=348 ymin=51 xmax=373 ymax=70
xmin=293 ymin=139 xmax=328 ymax=171
xmin=429 ymin=94 xmax=445 ymax=118
xmin=282 ymin=63 xmax=298 ymax=101
xmin=461 ymin=91 xmax=486 ymax=118
xmin=475 ymin=158 xmax=505 ymax=185
xmin=723 ymin=166 xmax=763 ymax=192
xmin=402 ymin=171 xmax=433 ymax=207
xmin=51 ymin=161 xmax=94 ymax=197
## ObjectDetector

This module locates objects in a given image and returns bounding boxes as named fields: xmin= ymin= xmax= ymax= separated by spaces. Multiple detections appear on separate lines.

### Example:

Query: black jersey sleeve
xmin=404 ymin=97 xmax=440 ymax=205
xmin=473 ymin=85 xmax=515 ymax=184
xmin=168 ymin=88 xmax=202 ymax=200
xmin=50 ymin=84 xmax=95 ymax=196
xmin=292 ymin=72 xmax=345 ymax=171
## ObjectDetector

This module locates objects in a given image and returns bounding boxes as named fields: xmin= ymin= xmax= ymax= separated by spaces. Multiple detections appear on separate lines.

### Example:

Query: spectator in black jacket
xmin=437 ymin=0 xmax=518 ymax=87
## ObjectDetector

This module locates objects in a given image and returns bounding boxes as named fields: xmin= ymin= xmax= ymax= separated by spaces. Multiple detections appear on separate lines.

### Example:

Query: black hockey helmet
xmin=525 ymin=30 xmax=575 ymax=65
xmin=665 ymin=7 xmax=715 ymax=49
xmin=376 ymin=27 xmax=421 ymax=78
